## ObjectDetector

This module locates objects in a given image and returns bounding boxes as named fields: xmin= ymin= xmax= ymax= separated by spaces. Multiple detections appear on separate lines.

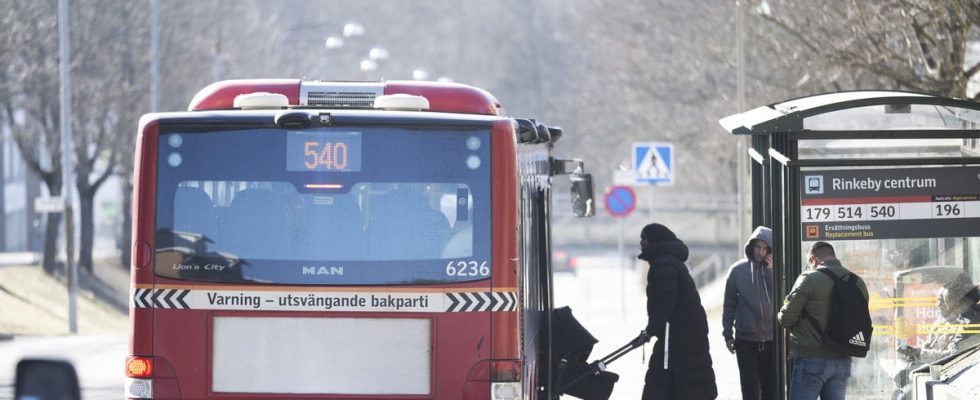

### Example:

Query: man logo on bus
xmin=805 ymin=175 xmax=824 ymax=195
xmin=302 ymin=266 xmax=344 ymax=275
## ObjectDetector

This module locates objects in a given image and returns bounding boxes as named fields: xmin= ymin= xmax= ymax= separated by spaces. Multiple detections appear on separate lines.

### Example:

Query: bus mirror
xmin=534 ymin=122 xmax=551 ymax=144
xmin=570 ymin=173 xmax=595 ymax=218
xmin=515 ymin=119 xmax=539 ymax=144
xmin=547 ymin=126 xmax=562 ymax=144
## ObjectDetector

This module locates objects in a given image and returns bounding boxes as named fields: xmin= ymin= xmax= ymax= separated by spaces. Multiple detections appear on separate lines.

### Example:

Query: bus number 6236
xmin=446 ymin=261 xmax=490 ymax=277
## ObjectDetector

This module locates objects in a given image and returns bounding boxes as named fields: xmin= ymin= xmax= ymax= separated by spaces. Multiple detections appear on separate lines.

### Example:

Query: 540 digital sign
xmin=800 ymin=166 xmax=980 ymax=241
xmin=286 ymin=131 xmax=362 ymax=172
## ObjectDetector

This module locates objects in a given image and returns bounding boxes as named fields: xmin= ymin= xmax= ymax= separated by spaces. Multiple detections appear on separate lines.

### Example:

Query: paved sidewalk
xmin=0 ymin=253 xmax=39 ymax=267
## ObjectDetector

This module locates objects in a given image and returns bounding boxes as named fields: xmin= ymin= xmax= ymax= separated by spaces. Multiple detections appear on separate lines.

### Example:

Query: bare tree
xmin=71 ymin=0 xmax=152 ymax=272
xmin=746 ymin=0 xmax=980 ymax=100
xmin=0 ymin=0 xmax=153 ymax=273
xmin=111 ymin=5 xmax=151 ymax=268
xmin=0 ymin=0 xmax=67 ymax=274
xmin=552 ymin=0 xmax=740 ymax=196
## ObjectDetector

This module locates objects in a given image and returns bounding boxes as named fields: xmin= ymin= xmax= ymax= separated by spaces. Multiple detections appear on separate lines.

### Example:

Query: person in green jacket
xmin=778 ymin=242 xmax=869 ymax=400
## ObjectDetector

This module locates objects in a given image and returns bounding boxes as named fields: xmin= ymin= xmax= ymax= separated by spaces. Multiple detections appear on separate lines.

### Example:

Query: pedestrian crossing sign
xmin=633 ymin=143 xmax=674 ymax=186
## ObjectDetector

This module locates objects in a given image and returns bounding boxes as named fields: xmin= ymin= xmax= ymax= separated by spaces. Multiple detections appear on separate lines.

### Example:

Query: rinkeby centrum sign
xmin=800 ymin=166 xmax=980 ymax=241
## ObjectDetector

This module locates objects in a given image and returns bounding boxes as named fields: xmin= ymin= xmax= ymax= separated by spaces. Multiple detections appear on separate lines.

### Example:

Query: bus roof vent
xmin=300 ymin=82 xmax=384 ymax=108
xmin=374 ymin=94 xmax=430 ymax=111
xmin=233 ymin=92 xmax=289 ymax=110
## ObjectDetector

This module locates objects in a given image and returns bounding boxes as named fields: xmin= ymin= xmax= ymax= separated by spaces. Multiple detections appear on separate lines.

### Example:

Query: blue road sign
xmin=605 ymin=185 xmax=637 ymax=217
xmin=633 ymin=143 xmax=674 ymax=186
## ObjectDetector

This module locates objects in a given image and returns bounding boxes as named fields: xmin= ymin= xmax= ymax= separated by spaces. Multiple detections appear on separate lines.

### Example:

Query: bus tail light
xmin=126 ymin=356 xmax=153 ymax=378
xmin=126 ymin=357 xmax=153 ymax=399
xmin=491 ymin=360 xmax=522 ymax=400
xmin=125 ymin=378 xmax=153 ymax=399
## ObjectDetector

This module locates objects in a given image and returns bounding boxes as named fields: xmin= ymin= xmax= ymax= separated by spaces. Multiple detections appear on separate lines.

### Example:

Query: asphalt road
xmin=0 ymin=257 xmax=735 ymax=400
xmin=0 ymin=334 xmax=125 ymax=400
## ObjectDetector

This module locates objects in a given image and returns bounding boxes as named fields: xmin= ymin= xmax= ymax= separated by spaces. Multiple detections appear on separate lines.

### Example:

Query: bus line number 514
xmin=446 ymin=261 xmax=490 ymax=277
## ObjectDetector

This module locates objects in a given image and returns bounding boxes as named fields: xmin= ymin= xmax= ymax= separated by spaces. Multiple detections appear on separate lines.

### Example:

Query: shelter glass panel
xmin=804 ymin=104 xmax=980 ymax=131
xmin=796 ymin=165 xmax=980 ymax=398
xmin=798 ymin=138 xmax=969 ymax=160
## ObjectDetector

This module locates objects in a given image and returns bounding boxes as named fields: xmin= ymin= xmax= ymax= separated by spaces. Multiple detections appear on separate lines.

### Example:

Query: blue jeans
xmin=788 ymin=357 xmax=851 ymax=400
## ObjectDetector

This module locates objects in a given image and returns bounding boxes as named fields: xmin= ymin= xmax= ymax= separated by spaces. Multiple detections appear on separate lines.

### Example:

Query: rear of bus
xmin=127 ymin=81 xmax=524 ymax=399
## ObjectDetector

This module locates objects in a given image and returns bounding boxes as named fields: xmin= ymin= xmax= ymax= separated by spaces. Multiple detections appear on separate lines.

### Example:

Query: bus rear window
xmin=154 ymin=127 xmax=491 ymax=285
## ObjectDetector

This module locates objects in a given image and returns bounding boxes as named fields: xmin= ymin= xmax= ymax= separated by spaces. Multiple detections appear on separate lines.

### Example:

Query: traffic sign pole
xmin=605 ymin=185 xmax=636 ymax=320
xmin=618 ymin=217 xmax=625 ymax=319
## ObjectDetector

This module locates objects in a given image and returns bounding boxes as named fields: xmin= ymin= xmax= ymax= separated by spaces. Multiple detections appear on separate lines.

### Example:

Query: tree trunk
xmin=40 ymin=175 xmax=63 ymax=274
xmin=42 ymin=211 xmax=61 ymax=274
xmin=78 ymin=188 xmax=94 ymax=273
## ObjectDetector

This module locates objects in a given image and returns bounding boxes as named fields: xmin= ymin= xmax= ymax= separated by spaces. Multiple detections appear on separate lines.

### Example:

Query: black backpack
xmin=804 ymin=268 xmax=873 ymax=358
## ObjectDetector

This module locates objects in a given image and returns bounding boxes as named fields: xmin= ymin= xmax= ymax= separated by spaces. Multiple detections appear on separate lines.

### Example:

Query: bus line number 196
xmin=935 ymin=203 xmax=961 ymax=216
xmin=446 ymin=261 xmax=490 ymax=277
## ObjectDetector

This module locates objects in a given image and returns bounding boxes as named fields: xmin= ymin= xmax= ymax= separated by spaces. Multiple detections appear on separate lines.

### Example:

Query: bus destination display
xmin=286 ymin=131 xmax=361 ymax=172
xmin=800 ymin=166 xmax=980 ymax=240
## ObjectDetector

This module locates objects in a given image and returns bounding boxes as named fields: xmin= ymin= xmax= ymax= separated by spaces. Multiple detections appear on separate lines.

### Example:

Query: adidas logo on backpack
xmin=848 ymin=332 xmax=866 ymax=347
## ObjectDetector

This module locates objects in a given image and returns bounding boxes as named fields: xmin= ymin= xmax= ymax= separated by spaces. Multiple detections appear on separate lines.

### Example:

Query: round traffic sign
xmin=604 ymin=185 xmax=636 ymax=217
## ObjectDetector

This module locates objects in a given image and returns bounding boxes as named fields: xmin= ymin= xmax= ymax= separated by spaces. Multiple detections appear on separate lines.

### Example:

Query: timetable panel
xmin=799 ymin=167 xmax=980 ymax=241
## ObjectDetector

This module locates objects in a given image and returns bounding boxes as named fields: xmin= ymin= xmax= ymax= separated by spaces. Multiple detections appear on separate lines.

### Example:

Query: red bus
xmin=126 ymin=79 xmax=595 ymax=399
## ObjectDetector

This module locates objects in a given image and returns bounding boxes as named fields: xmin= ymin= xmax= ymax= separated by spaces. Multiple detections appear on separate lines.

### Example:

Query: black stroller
xmin=551 ymin=306 xmax=646 ymax=400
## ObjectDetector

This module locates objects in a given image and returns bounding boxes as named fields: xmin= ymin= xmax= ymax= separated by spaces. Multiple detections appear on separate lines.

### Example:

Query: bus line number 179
xmin=446 ymin=261 xmax=490 ymax=277
xmin=804 ymin=207 xmax=831 ymax=221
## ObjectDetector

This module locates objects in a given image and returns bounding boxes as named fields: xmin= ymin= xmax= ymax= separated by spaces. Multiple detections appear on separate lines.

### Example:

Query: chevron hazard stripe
xmin=444 ymin=292 xmax=517 ymax=312
xmin=132 ymin=288 xmax=190 ymax=309
xmin=131 ymin=288 xmax=517 ymax=313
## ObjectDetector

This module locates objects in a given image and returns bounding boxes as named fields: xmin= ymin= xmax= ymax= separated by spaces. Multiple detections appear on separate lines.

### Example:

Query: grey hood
xmin=744 ymin=226 xmax=772 ymax=260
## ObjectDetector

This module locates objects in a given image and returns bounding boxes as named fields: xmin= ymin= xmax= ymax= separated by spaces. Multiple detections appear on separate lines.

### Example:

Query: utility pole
xmin=58 ymin=0 xmax=78 ymax=334
xmin=735 ymin=0 xmax=749 ymax=247
xmin=151 ymin=0 xmax=159 ymax=113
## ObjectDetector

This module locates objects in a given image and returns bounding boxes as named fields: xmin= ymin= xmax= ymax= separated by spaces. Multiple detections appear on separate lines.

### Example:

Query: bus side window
xmin=221 ymin=188 xmax=290 ymax=260
xmin=367 ymin=189 xmax=450 ymax=259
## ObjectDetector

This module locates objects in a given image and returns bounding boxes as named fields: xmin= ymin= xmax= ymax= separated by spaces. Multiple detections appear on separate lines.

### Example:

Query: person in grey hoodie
xmin=722 ymin=226 xmax=775 ymax=400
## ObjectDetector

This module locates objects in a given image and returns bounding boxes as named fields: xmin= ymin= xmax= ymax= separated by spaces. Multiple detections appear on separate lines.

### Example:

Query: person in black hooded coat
xmin=638 ymin=223 xmax=718 ymax=400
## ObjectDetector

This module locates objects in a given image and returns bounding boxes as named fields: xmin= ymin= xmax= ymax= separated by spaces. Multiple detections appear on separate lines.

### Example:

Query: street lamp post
xmin=58 ymin=0 xmax=78 ymax=334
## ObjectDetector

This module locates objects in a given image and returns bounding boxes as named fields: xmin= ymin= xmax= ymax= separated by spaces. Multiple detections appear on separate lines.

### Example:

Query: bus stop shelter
xmin=720 ymin=91 xmax=980 ymax=399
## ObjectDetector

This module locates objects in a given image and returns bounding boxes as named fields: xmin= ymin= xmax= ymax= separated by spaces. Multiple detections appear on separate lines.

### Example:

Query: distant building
xmin=1 ymin=130 xmax=43 ymax=253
